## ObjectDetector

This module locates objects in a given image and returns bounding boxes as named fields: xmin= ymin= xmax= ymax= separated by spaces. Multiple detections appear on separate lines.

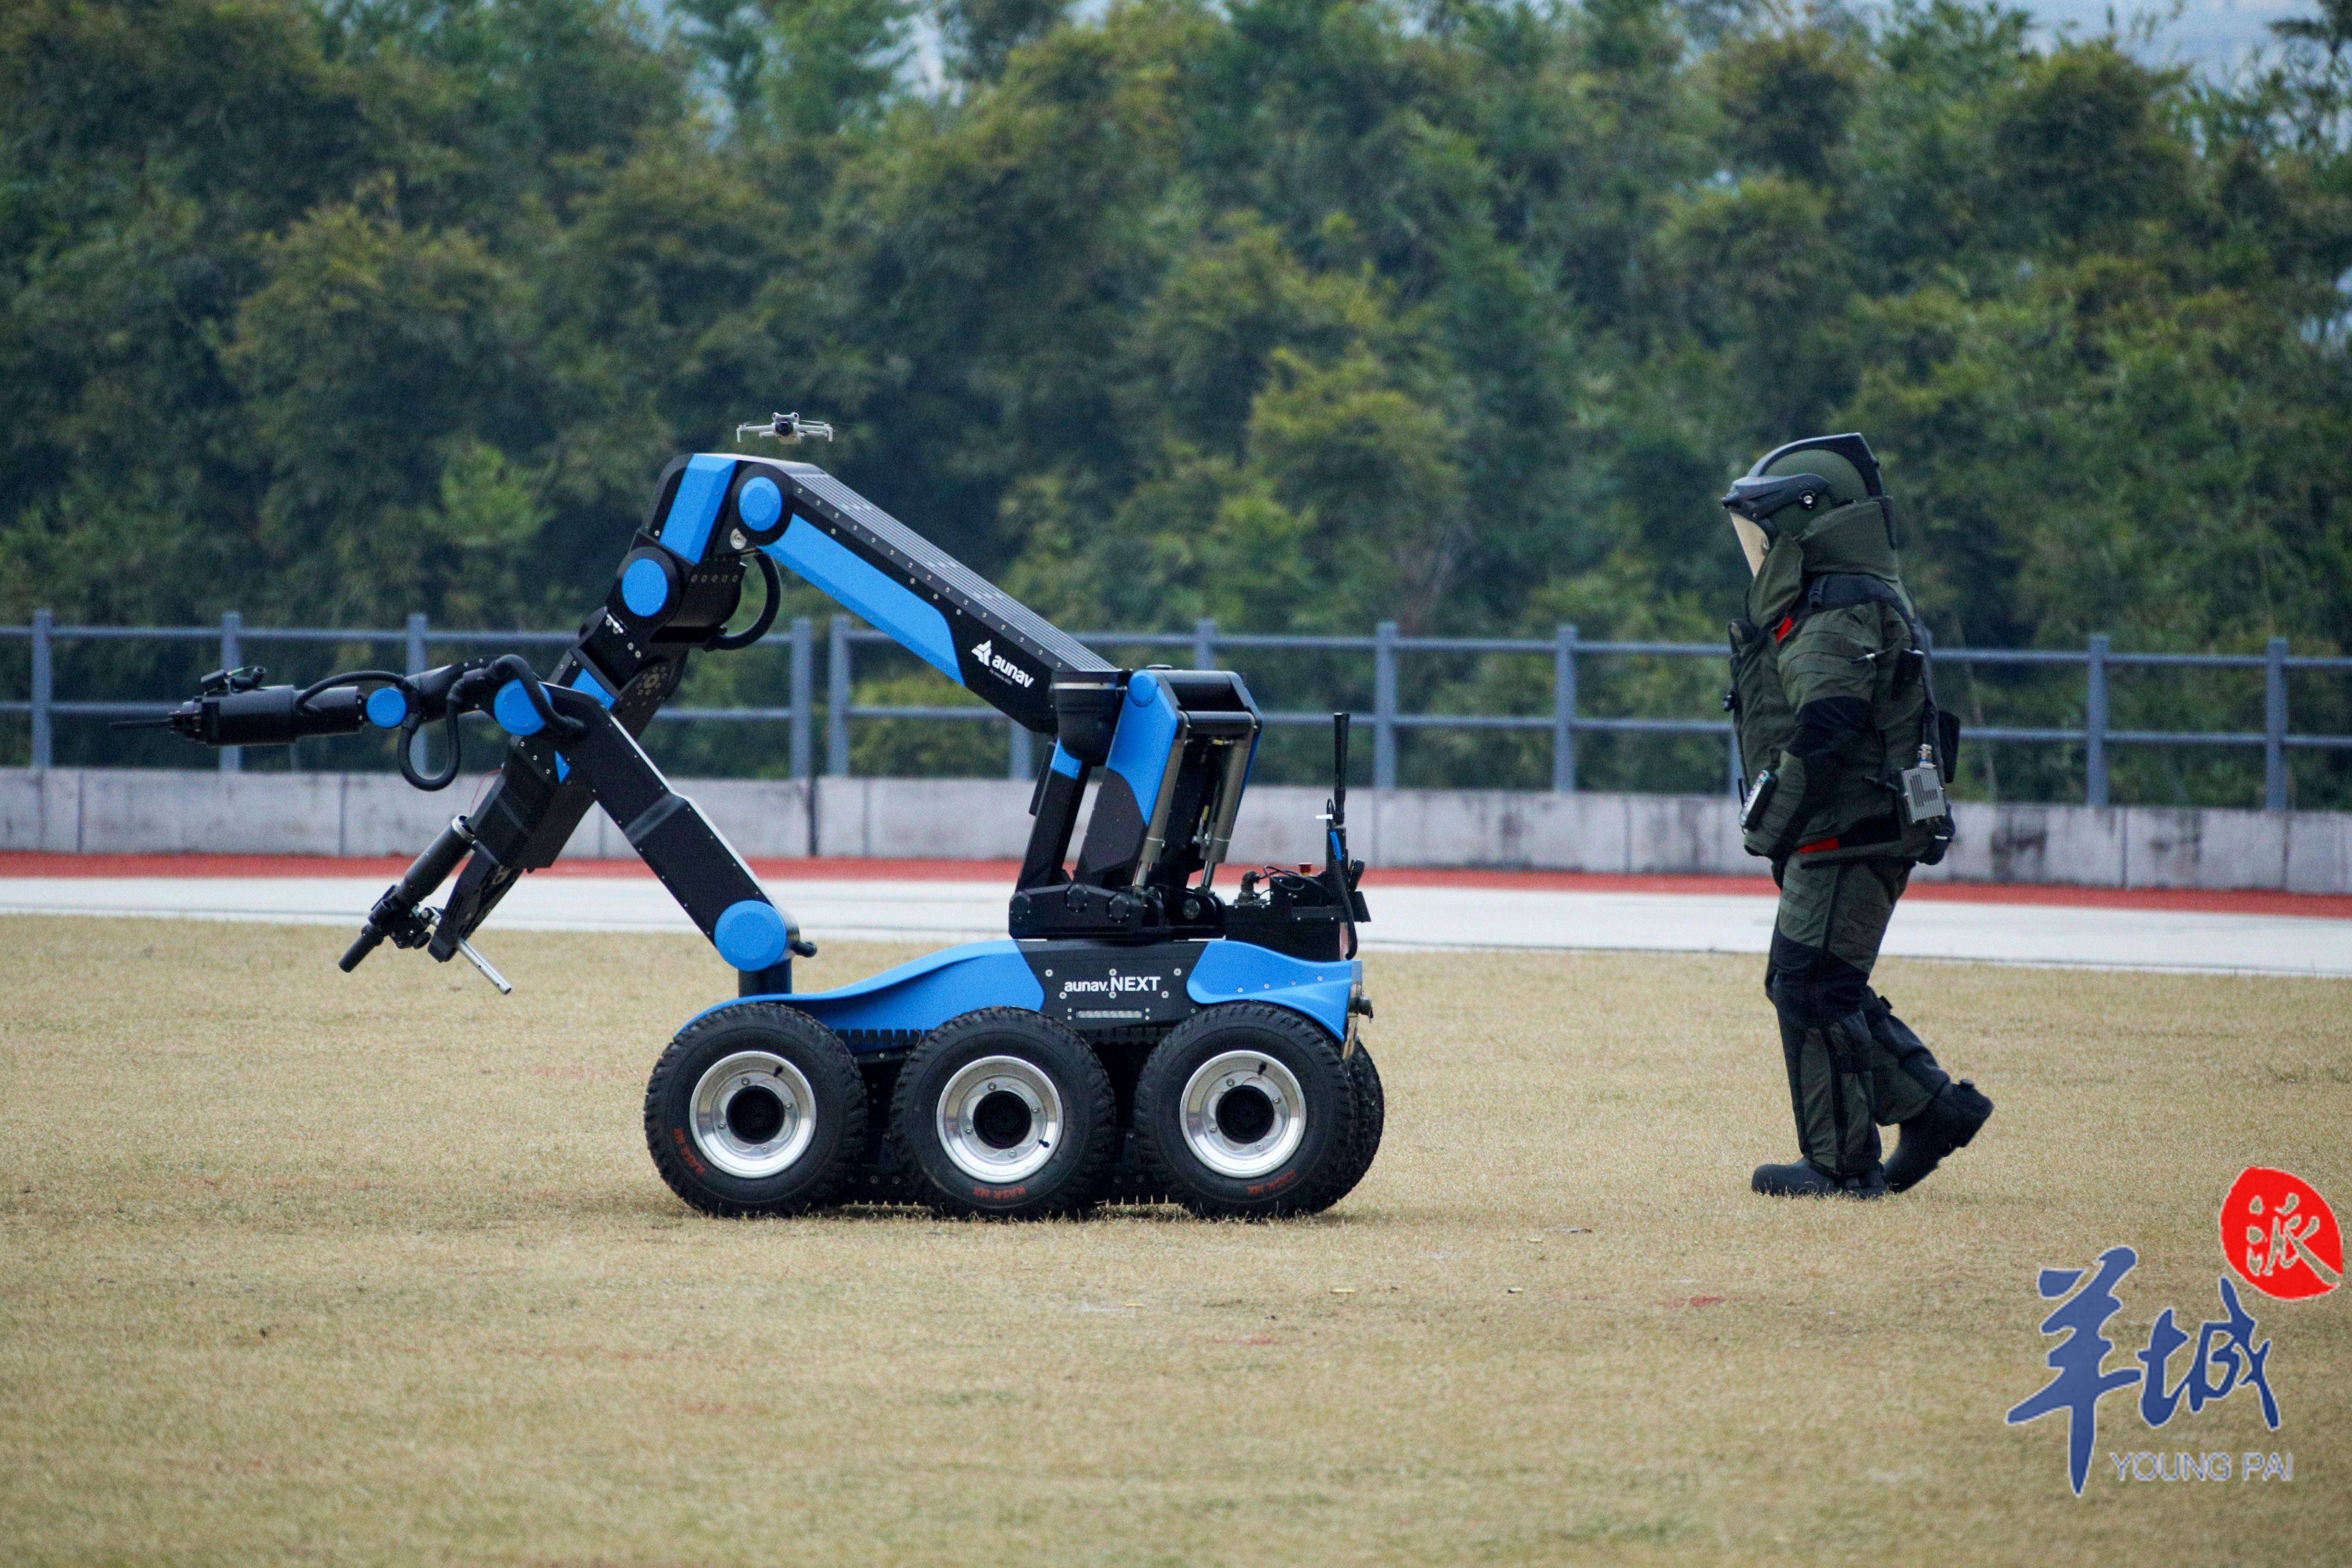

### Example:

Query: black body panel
xmin=1019 ymin=939 xmax=1206 ymax=1029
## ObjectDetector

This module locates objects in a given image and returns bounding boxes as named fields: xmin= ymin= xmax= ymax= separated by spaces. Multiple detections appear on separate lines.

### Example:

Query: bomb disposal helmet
xmin=1720 ymin=433 xmax=1884 ymax=538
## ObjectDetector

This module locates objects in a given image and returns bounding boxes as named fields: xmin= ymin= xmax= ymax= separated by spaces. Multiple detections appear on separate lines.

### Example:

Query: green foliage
xmin=1712 ymin=24 xmax=1863 ymax=184
xmin=4 ymin=0 xmax=2351 ymax=804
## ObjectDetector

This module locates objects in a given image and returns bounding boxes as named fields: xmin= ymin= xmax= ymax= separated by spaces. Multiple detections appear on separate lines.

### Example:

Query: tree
xmin=3 ymin=0 xmax=2347 ymax=804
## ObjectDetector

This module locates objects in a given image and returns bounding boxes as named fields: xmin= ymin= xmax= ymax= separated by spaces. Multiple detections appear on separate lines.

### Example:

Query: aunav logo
xmin=2007 ymin=1246 xmax=2284 ymax=1496
xmin=1058 ymin=970 xmax=1164 ymax=999
xmin=2222 ymin=1167 xmax=2342 ymax=1301
xmin=968 ymin=638 xmax=1035 ymax=688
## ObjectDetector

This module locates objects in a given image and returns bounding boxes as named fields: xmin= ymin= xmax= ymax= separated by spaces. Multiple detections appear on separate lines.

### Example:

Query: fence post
xmin=1552 ymin=624 xmax=1577 ymax=793
xmin=1193 ymin=617 xmax=1217 ymax=671
xmin=827 ymin=615 xmax=851 ymax=777
xmin=789 ymin=617 xmax=814 ymax=780
xmin=30 ymin=608 xmax=52 ymax=771
xmin=1007 ymin=719 xmax=1032 ymax=780
xmin=1373 ymin=620 xmax=1399 ymax=790
xmin=2084 ymin=633 xmax=2108 ymax=807
xmin=219 ymin=611 xmax=242 ymax=773
xmin=2264 ymin=635 xmax=2289 ymax=811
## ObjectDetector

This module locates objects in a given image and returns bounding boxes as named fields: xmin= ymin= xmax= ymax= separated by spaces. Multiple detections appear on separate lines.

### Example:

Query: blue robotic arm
xmin=154 ymin=417 xmax=1360 ymax=989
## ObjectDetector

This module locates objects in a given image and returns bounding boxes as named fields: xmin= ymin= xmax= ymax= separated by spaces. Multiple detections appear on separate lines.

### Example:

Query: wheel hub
xmin=727 ymin=1086 xmax=787 ymax=1145
xmin=691 ymin=1050 xmax=818 ymax=1179
xmin=1180 ymin=1052 xmax=1306 ymax=1179
xmin=972 ymin=1089 xmax=1035 ymax=1149
xmin=936 ymin=1055 xmax=1062 ymax=1184
xmin=1215 ymin=1086 xmax=1275 ymax=1144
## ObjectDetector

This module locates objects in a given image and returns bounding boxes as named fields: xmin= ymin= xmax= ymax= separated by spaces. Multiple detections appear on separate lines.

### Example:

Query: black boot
xmin=1753 ymin=1159 xmax=1888 ymax=1199
xmin=1884 ymin=1080 xmax=1994 ymax=1193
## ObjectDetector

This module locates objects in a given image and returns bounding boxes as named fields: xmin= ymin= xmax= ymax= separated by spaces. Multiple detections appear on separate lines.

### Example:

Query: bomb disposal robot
xmin=147 ymin=416 xmax=1381 ymax=1219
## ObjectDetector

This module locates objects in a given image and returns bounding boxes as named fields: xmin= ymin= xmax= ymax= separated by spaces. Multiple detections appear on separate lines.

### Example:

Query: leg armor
xmin=1866 ymin=994 xmax=1994 ymax=1192
xmin=1766 ymin=979 xmax=1880 ymax=1181
xmin=1861 ymin=991 xmax=1943 ymax=1127
xmin=1762 ymin=858 xmax=1907 ymax=1183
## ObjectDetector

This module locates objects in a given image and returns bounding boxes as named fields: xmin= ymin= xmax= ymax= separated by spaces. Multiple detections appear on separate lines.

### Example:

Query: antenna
xmin=1329 ymin=711 xmax=1349 ymax=830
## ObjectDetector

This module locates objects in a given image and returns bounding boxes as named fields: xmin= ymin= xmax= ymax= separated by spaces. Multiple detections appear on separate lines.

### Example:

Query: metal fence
xmin=5 ymin=611 xmax=2350 ymax=808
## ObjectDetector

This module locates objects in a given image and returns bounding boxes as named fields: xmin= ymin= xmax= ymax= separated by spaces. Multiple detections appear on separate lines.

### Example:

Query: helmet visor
xmin=1720 ymin=472 xmax=1831 ymax=530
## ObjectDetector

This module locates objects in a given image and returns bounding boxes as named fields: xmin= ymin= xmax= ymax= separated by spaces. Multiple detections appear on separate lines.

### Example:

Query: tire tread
xmin=886 ymin=1007 xmax=1117 ymax=1219
xmin=1325 ymin=1042 xmax=1384 ymax=1206
xmin=1134 ymin=1002 xmax=1358 ymax=1219
xmin=644 ymin=1001 xmax=864 ymax=1217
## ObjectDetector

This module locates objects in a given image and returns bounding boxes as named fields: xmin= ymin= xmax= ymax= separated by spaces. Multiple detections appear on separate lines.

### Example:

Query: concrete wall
xmin=0 ymin=768 xmax=812 ymax=863
xmin=5 ymin=767 xmax=2349 ymax=892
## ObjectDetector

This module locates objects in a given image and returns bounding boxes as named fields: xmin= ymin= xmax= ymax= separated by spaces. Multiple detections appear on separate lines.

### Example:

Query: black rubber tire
xmin=644 ymin=1002 xmax=865 ymax=1217
xmin=1324 ymin=1040 xmax=1385 ymax=1207
xmin=1134 ymin=1003 xmax=1357 ymax=1219
xmin=888 ymin=1008 xmax=1118 ymax=1219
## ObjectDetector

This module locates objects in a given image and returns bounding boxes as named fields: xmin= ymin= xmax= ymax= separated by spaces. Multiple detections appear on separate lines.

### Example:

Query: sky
xmin=1994 ymin=0 xmax=2312 ymax=72
xmin=650 ymin=1 xmax=2331 ymax=89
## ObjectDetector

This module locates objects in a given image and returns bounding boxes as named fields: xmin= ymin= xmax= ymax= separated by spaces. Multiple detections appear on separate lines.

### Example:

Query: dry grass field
xmin=2 ymin=915 xmax=2347 ymax=1566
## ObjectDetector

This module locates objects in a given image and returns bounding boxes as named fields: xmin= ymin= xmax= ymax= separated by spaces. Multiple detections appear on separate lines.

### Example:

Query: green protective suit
xmin=1733 ymin=497 xmax=1937 ymax=867
xmin=1725 ymin=474 xmax=1956 ymax=1181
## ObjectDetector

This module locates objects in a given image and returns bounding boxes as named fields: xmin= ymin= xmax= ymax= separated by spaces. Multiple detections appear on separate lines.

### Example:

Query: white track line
xmin=4 ymin=875 xmax=2348 ymax=976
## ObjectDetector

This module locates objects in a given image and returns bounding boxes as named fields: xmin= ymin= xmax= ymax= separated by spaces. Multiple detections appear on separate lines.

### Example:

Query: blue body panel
xmin=765 ymin=519 xmax=963 ymax=684
xmin=1187 ymin=941 xmax=1356 ymax=1041
xmin=660 ymin=455 xmax=736 ymax=563
xmin=1103 ymin=671 xmax=1182 ymax=825
xmin=690 ymin=938 xmax=1355 ymax=1052
xmin=718 ymin=940 xmax=1044 ymax=1044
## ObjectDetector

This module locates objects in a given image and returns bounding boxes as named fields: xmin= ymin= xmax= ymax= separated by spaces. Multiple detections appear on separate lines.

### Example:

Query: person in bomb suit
xmin=1721 ymin=434 xmax=1994 ymax=1198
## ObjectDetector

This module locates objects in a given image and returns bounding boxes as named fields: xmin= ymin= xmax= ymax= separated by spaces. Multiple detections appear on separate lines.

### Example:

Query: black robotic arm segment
xmin=332 ymin=683 xmax=807 ymax=990
xmin=133 ymin=663 xmax=400 ymax=748
xmin=424 ymin=684 xmax=809 ymax=982
xmin=134 ymin=657 xmax=545 ymax=791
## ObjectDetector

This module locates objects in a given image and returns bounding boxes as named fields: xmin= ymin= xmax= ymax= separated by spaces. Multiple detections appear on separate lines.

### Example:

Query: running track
xmin=5 ymin=853 xmax=2348 ymax=976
